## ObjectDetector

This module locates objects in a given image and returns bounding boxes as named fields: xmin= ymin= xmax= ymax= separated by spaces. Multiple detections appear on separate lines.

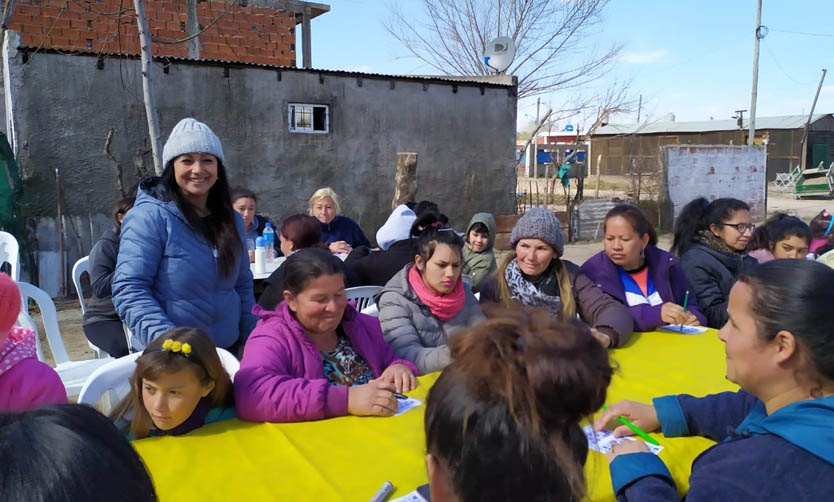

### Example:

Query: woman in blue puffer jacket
xmin=113 ymin=118 xmax=256 ymax=352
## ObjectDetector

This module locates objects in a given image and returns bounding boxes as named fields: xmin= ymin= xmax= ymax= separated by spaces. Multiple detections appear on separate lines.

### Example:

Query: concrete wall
xmin=658 ymin=145 xmax=766 ymax=232
xmin=4 ymin=43 xmax=517 ymax=294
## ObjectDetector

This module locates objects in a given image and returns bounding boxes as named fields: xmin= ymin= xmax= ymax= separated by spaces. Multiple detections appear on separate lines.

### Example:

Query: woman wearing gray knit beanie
xmin=479 ymin=207 xmax=633 ymax=347
xmin=112 ymin=118 xmax=257 ymax=353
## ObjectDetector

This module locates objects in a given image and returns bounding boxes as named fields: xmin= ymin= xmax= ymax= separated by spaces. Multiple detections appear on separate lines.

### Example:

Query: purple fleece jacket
xmin=234 ymin=302 xmax=418 ymax=423
xmin=580 ymin=246 xmax=707 ymax=332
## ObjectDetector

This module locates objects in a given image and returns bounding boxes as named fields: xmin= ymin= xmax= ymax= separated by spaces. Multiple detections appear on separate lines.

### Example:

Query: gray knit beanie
xmin=162 ymin=118 xmax=225 ymax=167
xmin=510 ymin=207 xmax=565 ymax=256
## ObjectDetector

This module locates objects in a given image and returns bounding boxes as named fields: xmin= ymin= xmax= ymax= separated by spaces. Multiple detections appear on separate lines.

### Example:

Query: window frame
xmin=288 ymin=103 xmax=330 ymax=134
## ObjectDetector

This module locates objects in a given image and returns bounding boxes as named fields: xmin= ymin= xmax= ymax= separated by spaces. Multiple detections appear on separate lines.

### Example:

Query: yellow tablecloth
xmin=134 ymin=329 xmax=737 ymax=501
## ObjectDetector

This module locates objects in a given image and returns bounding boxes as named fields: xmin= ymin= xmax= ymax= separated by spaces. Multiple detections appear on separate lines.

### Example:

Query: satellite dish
xmin=483 ymin=36 xmax=515 ymax=73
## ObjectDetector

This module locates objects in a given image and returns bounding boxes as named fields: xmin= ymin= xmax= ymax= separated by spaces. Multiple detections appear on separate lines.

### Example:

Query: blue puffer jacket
xmin=112 ymin=178 xmax=257 ymax=350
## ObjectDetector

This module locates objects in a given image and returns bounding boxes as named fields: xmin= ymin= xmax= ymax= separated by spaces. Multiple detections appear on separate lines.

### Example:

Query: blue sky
xmin=302 ymin=1 xmax=834 ymax=130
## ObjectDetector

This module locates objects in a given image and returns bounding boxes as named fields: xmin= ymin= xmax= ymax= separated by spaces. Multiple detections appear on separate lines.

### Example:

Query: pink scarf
xmin=407 ymin=265 xmax=465 ymax=321
xmin=0 ymin=327 xmax=37 ymax=378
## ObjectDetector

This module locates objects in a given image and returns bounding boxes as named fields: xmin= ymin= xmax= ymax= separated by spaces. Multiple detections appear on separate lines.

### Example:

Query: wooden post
xmin=595 ymin=153 xmax=602 ymax=198
xmin=392 ymin=152 xmax=418 ymax=210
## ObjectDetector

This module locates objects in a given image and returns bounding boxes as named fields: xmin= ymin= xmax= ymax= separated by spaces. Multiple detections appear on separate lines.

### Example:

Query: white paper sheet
xmin=395 ymin=397 xmax=423 ymax=416
xmin=658 ymin=324 xmax=709 ymax=335
xmin=583 ymin=425 xmax=664 ymax=455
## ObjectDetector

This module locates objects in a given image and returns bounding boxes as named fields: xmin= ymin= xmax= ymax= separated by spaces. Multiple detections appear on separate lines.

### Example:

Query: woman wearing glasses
xmin=671 ymin=197 xmax=757 ymax=328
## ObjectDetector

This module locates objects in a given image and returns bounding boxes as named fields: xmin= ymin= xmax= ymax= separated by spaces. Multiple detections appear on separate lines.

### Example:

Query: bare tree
xmin=134 ymin=0 xmax=163 ymax=175
xmin=385 ymin=0 xmax=622 ymax=98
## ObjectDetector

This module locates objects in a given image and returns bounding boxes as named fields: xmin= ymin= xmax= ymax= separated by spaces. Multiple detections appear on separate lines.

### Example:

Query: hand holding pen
xmin=593 ymin=400 xmax=661 ymax=442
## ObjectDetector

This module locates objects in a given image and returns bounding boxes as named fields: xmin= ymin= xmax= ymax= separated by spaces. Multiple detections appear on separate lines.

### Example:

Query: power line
xmin=770 ymin=28 xmax=834 ymax=38
xmin=762 ymin=38 xmax=810 ymax=85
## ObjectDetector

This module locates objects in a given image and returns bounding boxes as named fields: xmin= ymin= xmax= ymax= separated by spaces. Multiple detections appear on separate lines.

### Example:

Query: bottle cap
xmin=255 ymin=237 xmax=265 ymax=247
xmin=264 ymin=222 xmax=272 ymax=228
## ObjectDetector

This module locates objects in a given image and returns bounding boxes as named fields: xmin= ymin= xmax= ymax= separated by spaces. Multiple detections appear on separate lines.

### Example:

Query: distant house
xmin=590 ymin=114 xmax=834 ymax=180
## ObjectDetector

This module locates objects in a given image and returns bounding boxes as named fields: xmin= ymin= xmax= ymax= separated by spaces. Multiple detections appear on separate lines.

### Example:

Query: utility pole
xmin=533 ymin=97 xmax=540 ymax=178
xmin=800 ymin=69 xmax=828 ymax=171
xmin=636 ymin=94 xmax=642 ymax=123
xmin=186 ymin=0 xmax=200 ymax=59
xmin=748 ymin=0 xmax=763 ymax=145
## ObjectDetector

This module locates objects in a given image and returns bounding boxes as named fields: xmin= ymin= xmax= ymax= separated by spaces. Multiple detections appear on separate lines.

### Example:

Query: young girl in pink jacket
xmin=0 ymin=274 xmax=66 ymax=410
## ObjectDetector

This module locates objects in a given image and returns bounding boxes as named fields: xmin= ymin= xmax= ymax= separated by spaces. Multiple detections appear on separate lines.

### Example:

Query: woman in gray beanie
xmin=479 ymin=207 xmax=633 ymax=347
xmin=113 ymin=118 xmax=257 ymax=353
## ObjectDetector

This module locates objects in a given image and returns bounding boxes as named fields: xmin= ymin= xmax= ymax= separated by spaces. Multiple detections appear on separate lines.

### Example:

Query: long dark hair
xmin=160 ymin=158 xmax=241 ymax=277
xmin=425 ymin=307 xmax=612 ymax=501
xmin=112 ymin=196 xmax=135 ymax=237
xmin=671 ymin=197 xmax=750 ymax=256
xmin=748 ymin=213 xmax=811 ymax=252
xmin=0 ymin=404 xmax=157 ymax=501
xmin=738 ymin=260 xmax=834 ymax=392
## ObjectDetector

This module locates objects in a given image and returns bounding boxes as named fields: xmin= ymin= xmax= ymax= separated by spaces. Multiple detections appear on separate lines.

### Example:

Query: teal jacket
xmin=122 ymin=401 xmax=237 ymax=440
xmin=462 ymin=212 xmax=497 ymax=292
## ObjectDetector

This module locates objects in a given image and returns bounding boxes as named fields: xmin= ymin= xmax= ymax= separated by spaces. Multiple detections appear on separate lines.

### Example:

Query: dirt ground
xmin=43 ymin=186 xmax=832 ymax=363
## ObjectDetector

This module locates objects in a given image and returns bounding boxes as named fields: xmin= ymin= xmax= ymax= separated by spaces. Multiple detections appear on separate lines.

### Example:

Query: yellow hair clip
xmin=161 ymin=339 xmax=191 ymax=357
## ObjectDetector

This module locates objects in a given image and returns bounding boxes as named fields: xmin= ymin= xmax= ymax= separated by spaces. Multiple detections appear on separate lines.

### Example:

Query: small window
xmin=288 ymin=104 xmax=329 ymax=134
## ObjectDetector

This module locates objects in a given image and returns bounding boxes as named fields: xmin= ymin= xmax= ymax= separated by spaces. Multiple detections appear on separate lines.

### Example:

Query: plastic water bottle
xmin=254 ymin=236 xmax=266 ymax=275
xmin=262 ymin=222 xmax=275 ymax=262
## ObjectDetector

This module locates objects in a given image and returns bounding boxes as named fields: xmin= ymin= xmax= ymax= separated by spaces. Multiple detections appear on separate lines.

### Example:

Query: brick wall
xmin=9 ymin=0 xmax=296 ymax=66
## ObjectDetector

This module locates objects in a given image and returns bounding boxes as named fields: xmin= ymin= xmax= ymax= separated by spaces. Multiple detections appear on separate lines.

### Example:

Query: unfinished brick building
xmin=7 ymin=0 xmax=330 ymax=66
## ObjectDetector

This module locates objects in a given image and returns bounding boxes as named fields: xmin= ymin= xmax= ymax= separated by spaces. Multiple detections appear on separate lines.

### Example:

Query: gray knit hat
xmin=510 ymin=207 xmax=565 ymax=256
xmin=162 ymin=118 xmax=225 ymax=167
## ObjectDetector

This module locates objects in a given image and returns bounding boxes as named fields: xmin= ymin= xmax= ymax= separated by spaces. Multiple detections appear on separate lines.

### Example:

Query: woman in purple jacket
xmin=581 ymin=205 xmax=706 ymax=332
xmin=235 ymin=248 xmax=418 ymax=423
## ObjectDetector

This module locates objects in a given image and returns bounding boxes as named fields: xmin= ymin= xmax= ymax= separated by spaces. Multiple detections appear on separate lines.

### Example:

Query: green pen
xmin=679 ymin=290 xmax=690 ymax=332
xmin=602 ymin=404 xmax=660 ymax=446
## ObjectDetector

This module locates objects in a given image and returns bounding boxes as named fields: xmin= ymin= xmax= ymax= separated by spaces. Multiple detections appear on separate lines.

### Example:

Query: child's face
xmin=142 ymin=367 xmax=215 ymax=432
xmin=468 ymin=230 xmax=489 ymax=252
xmin=771 ymin=235 xmax=810 ymax=259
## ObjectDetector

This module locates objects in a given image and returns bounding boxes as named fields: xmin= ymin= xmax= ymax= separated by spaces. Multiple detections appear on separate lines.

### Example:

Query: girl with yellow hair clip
xmin=111 ymin=327 xmax=235 ymax=439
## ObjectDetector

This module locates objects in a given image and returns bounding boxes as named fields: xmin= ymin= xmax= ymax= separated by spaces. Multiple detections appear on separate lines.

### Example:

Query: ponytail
xmin=671 ymin=197 xmax=709 ymax=256
xmin=671 ymin=197 xmax=750 ymax=256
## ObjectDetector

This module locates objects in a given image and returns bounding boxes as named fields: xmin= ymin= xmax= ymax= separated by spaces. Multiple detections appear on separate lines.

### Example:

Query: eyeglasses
xmin=718 ymin=222 xmax=756 ymax=234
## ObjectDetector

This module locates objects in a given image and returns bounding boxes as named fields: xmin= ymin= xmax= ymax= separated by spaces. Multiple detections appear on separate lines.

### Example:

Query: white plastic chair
xmin=345 ymin=285 xmax=382 ymax=312
xmin=77 ymin=348 xmax=241 ymax=410
xmin=0 ymin=231 xmax=20 ymax=280
xmin=76 ymin=352 xmax=140 ymax=412
xmin=71 ymin=256 xmax=108 ymax=359
xmin=72 ymin=256 xmax=90 ymax=314
xmin=17 ymin=281 xmax=113 ymax=398
xmin=360 ymin=303 xmax=379 ymax=318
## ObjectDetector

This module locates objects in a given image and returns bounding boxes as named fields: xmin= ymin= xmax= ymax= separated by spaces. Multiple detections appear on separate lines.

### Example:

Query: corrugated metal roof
xmin=593 ymin=114 xmax=832 ymax=136
xmin=17 ymin=46 xmax=516 ymax=88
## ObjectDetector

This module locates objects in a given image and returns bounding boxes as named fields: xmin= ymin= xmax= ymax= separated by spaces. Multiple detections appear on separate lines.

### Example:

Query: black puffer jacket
xmin=679 ymin=242 xmax=757 ymax=328
xmin=345 ymin=238 xmax=417 ymax=287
